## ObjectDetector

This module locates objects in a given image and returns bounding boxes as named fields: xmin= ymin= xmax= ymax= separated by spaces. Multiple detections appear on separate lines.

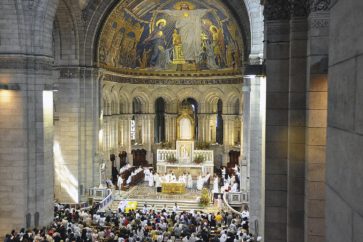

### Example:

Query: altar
xmin=157 ymin=143 xmax=214 ymax=177
xmin=157 ymin=105 xmax=214 ymax=178
xmin=161 ymin=182 xmax=186 ymax=194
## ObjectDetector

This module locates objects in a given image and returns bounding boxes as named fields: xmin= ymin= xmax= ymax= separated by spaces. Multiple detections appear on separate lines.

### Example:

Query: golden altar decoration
xmin=161 ymin=182 xmax=186 ymax=194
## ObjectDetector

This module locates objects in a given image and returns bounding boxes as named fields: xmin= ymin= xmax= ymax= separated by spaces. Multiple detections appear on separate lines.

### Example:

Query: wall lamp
xmin=0 ymin=83 xmax=21 ymax=90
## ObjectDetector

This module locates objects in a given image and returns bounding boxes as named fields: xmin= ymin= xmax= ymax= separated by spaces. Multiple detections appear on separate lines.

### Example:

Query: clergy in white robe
xmin=187 ymin=173 xmax=193 ymax=189
xmin=178 ymin=174 xmax=186 ymax=184
xmin=148 ymin=173 xmax=154 ymax=187
xmin=170 ymin=172 xmax=177 ymax=182
xmin=126 ymin=175 xmax=131 ymax=185
xmin=197 ymin=175 xmax=204 ymax=190
xmin=117 ymin=175 xmax=123 ymax=191
xmin=212 ymin=176 xmax=219 ymax=194
xmin=144 ymin=168 xmax=150 ymax=182
xmin=231 ymin=181 xmax=239 ymax=192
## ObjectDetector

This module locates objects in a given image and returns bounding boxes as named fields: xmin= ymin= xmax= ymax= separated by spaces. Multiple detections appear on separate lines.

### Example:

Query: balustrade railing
xmin=193 ymin=150 xmax=214 ymax=162
xmin=157 ymin=149 xmax=177 ymax=162
xmin=97 ymin=189 xmax=113 ymax=212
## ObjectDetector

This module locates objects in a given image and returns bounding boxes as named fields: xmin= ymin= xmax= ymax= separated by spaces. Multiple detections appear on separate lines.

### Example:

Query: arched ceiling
xmin=97 ymin=0 xmax=246 ymax=77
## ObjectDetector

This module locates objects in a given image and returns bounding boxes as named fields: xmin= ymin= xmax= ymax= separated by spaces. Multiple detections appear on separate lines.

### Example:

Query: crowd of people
xmin=4 ymin=202 xmax=260 ymax=242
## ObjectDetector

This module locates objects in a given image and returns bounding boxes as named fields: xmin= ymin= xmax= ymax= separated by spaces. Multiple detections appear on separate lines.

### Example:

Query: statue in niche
xmin=179 ymin=117 xmax=192 ymax=140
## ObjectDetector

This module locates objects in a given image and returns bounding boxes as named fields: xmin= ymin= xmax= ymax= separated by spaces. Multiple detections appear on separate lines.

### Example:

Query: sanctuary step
xmin=109 ymin=184 xmax=216 ymax=213
xmin=109 ymin=198 xmax=213 ymax=213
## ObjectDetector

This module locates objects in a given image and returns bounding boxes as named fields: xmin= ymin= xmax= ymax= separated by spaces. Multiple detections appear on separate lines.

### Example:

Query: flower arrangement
xmin=166 ymin=154 xmax=177 ymax=164
xmin=193 ymin=154 xmax=205 ymax=164
xmin=199 ymin=188 xmax=210 ymax=207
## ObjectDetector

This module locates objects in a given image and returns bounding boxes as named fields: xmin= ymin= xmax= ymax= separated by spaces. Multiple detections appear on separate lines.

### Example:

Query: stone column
xmin=140 ymin=114 xmax=154 ymax=163
xmin=222 ymin=114 xmax=233 ymax=164
xmin=165 ymin=114 xmax=177 ymax=144
xmin=0 ymin=0 xmax=58 ymax=234
xmin=264 ymin=0 xmax=290 ymax=241
xmin=326 ymin=1 xmax=363 ymax=242
xmin=287 ymin=1 xmax=308 ymax=241
xmin=243 ymin=76 xmax=266 ymax=237
xmin=120 ymin=115 xmax=133 ymax=163
xmin=198 ymin=114 xmax=207 ymax=142
xmin=305 ymin=3 xmax=329 ymax=241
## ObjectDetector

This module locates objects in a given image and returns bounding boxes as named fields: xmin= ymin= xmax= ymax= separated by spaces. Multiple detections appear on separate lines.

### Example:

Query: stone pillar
xmin=145 ymin=114 xmax=155 ymax=163
xmin=120 ymin=115 xmax=133 ymax=163
xmin=222 ymin=115 xmax=233 ymax=164
xmin=0 ymin=0 xmax=58 ymax=234
xmin=165 ymin=114 xmax=177 ymax=144
xmin=55 ymin=67 xmax=100 ymax=202
xmin=326 ymin=1 xmax=363 ymax=241
xmin=263 ymin=1 xmax=290 ymax=241
xmin=287 ymin=1 xmax=308 ymax=241
xmin=243 ymin=76 xmax=266 ymax=237
xmin=198 ymin=114 xmax=207 ymax=142
xmin=305 ymin=3 xmax=329 ymax=241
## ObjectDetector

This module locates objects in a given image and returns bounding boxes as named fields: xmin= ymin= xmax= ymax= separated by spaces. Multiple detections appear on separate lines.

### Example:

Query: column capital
xmin=308 ymin=0 xmax=330 ymax=13
xmin=263 ymin=0 xmax=290 ymax=21
xmin=290 ymin=0 xmax=309 ymax=18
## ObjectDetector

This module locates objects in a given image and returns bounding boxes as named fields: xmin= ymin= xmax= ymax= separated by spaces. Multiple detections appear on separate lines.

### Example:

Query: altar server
xmin=117 ymin=175 xmax=123 ymax=192
xmin=187 ymin=172 xmax=193 ymax=189
xmin=197 ymin=175 xmax=204 ymax=190
xmin=213 ymin=175 xmax=219 ymax=194
xmin=148 ymin=172 xmax=154 ymax=187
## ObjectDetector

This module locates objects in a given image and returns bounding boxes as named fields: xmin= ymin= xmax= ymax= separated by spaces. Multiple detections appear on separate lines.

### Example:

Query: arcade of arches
xmin=0 ymin=0 xmax=363 ymax=242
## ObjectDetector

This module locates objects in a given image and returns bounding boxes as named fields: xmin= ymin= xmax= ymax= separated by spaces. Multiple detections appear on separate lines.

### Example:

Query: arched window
xmin=216 ymin=99 xmax=223 ymax=144
xmin=155 ymin=97 xmax=166 ymax=143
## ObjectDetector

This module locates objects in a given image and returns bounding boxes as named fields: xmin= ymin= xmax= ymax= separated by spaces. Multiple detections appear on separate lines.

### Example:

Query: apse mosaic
xmin=98 ymin=0 xmax=244 ymax=74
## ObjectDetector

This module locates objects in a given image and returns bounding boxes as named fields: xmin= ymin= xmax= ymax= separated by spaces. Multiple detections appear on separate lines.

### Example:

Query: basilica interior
xmin=0 ymin=0 xmax=362 ymax=241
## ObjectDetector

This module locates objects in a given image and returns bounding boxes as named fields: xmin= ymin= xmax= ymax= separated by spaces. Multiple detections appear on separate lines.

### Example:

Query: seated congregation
xmin=4 ymin=202 xmax=259 ymax=242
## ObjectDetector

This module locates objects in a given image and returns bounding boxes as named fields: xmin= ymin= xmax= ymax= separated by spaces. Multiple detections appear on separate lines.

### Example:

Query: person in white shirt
xmin=219 ymin=230 xmax=228 ymax=242
xmin=173 ymin=203 xmax=179 ymax=213
xmin=242 ymin=208 xmax=249 ymax=219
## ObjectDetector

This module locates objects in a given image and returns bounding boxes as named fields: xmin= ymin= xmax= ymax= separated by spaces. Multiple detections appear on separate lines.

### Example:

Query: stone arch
xmin=79 ymin=0 xmax=256 ymax=66
xmin=202 ymin=88 xmax=225 ymax=113
xmin=131 ymin=91 xmax=150 ymax=114
xmin=225 ymin=91 xmax=242 ymax=114
xmin=176 ymin=87 xmax=202 ymax=109
xmin=118 ymin=91 xmax=131 ymax=114
xmin=151 ymin=87 xmax=177 ymax=113
xmin=102 ymin=84 xmax=113 ymax=115
xmin=54 ymin=0 xmax=80 ymax=65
